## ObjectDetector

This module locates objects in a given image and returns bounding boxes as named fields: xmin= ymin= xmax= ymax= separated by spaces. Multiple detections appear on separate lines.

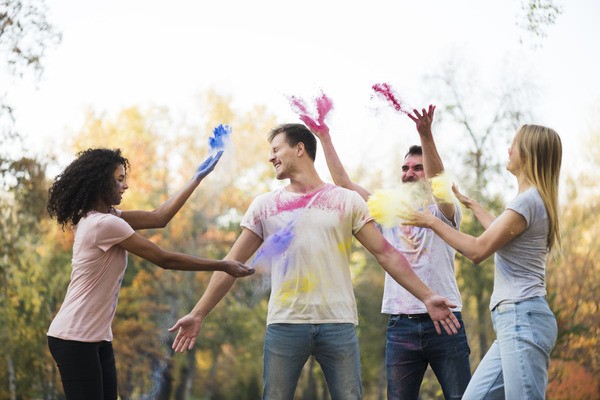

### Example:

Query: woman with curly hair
xmin=46 ymin=147 xmax=254 ymax=400
xmin=404 ymin=124 xmax=562 ymax=399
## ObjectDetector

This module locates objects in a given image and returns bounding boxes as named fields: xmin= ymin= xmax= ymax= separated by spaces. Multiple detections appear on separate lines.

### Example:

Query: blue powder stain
xmin=252 ymin=221 xmax=295 ymax=268
xmin=209 ymin=124 xmax=232 ymax=153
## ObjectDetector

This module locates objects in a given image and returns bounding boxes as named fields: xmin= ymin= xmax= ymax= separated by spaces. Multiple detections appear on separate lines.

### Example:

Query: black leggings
xmin=47 ymin=336 xmax=118 ymax=400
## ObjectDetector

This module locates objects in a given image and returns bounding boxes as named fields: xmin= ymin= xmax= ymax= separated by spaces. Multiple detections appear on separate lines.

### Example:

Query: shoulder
xmin=326 ymin=184 xmax=364 ymax=201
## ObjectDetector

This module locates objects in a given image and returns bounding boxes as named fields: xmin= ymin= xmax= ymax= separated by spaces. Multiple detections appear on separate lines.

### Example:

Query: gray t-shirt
xmin=490 ymin=187 xmax=549 ymax=310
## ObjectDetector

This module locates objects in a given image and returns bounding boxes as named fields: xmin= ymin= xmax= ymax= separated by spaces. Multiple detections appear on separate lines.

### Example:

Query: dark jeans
xmin=386 ymin=312 xmax=471 ymax=400
xmin=47 ymin=336 xmax=118 ymax=400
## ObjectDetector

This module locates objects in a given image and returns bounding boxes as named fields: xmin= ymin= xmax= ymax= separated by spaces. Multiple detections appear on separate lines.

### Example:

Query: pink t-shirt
xmin=47 ymin=211 xmax=135 ymax=342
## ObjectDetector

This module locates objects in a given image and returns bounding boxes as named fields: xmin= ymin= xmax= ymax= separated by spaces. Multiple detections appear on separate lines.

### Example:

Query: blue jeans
xmin=386 ymin=312 xmax=471 ymax=400
xmin=263 ymin=323 xmax=361 ymax=400
xmin=463 ymin=296 xmax=557 ymax=400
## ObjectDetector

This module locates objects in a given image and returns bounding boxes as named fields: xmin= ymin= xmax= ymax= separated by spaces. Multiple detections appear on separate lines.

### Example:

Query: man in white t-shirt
xmin=169 ymin=123 xmax=460 ymax=400
xmin=310 ymin=105 xmax=471 ymax=399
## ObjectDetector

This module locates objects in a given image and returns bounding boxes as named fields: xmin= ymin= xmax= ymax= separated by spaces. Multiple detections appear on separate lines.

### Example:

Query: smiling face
xmin=268 ymin=132 xmax=299 ymax=180
xmin=110 ymin=164 xmax=129 ymax=205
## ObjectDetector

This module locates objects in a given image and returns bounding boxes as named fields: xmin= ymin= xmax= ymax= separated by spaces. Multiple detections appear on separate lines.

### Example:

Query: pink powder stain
xmin=277 ymin=193 xmax=314 ymax=213
xmin=372 ymin=83 xmax=411 ymax=115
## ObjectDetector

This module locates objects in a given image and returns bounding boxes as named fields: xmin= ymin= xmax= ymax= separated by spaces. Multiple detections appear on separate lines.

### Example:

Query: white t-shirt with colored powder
xmin=241 ymin=184 xmax=372 ymax=326
xmin=381 ymin=203 xmax=463 ymax=315
xmin=47 ymin=211 xmax=135 ymax=342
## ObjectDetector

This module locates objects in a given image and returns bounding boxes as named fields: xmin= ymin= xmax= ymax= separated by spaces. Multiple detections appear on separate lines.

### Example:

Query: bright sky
xmin=7 ymin=0 xmax=600 ymax=195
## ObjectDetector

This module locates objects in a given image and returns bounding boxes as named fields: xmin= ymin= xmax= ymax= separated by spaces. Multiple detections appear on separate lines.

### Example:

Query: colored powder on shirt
xmin=371 ymin=83 xmax=411 ymax=115
xmin=429 ymin=172 xmax=455 ymax=203
xmin=252 ymin=221 xmax=295 ymax=268
xmin=367 ymin=184 xmax=428 ymax=227
xmin=276 ymin=274 xmax=317 ymax=303
xmin=208 ymin=124 xmax=232 ymax=155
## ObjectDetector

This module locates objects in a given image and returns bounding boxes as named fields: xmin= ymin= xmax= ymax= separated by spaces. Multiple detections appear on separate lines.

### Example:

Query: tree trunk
xmin=175 ymin=349 xmax=196 ymax=400
xmin=7 ymin=355 xmax=17 ymax=400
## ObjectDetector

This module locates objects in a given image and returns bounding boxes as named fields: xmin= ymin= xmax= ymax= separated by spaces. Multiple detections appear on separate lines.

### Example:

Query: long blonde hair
xmin=514 ymin=124 xmax=562 ymax=250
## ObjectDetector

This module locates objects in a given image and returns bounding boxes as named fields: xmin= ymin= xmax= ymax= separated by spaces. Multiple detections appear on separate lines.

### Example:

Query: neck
xmin=94 ymin=200 xmax=111 ymax=214
xmin=286 ymin=166 xmax=325 ymax=194
xmin=516 ymin=174 xmax=532 ymax=193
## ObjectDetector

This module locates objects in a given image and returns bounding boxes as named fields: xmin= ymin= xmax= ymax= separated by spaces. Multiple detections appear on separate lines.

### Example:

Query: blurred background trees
xmin=2 ymin=0 xmax=598 ymax=399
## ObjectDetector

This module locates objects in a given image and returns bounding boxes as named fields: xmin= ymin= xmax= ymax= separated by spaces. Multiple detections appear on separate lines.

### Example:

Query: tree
xmin=517 ymin=0 xmax=563 ymax=47
xmin=545 ymin=125 xmax=600 ymax=398
xmin=1 ymin=0 xmax=61 ymax=135
xmin=0 ymin=140 xmax=56 ymax=399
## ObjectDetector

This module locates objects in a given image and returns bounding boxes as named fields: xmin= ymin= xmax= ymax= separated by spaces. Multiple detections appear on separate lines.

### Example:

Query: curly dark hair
xmin=47 ymin=148 xmax=129 ymax=229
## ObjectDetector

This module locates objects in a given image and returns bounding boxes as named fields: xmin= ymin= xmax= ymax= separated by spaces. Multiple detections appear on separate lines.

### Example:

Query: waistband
xmin=391 ymin=311 xmax=462 ymax=320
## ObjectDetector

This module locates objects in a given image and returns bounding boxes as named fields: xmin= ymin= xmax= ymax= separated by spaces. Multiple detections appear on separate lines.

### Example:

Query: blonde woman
xmin=404 ymin=125 xmax=561 ymax=399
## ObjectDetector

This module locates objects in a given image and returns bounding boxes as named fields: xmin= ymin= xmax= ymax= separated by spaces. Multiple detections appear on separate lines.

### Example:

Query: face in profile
xmin=269 ymin=133 xmax=298 ymax=180
xmin=111 ymin=164 xmax=128 ymax=205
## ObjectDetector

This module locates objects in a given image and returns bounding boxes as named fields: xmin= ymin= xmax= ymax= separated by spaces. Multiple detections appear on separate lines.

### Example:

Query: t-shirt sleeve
xmin=96 ymin=214 xmax=135 ymax=251
xmin=506 ymin=190 xmax=537 ymax=228
xmin=350 ymin=191 xmax=374 ymax=234
xmin=240 ymin=197 xmax=264 ymax=239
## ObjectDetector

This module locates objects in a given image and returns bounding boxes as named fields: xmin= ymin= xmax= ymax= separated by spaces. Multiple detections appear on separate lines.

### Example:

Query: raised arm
xmin=168 ymin=228 xmax=263 ymax=352
xmin=354 ymin=221 xmax=460 ymax=335
xmin=119 ymin=151 xmax=223 ymax=230
xmin=452 ymin=184 xmax=496 ymax=229
xmin=301 ymin=117 xmax=371 ymax=201
xmin=403 ymin=206 xmax=527 ymax=264
xmin=117 ymin=231 xmax=254 ymax=277
xmin=407 ymin=105 xmax=455 ymax=221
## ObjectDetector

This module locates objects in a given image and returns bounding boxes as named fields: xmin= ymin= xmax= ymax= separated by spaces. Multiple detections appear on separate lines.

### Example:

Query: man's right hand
xmin=169 ymin=314 xmax=203 ymax=352
xmin=299 ymin=114 xmax=330 ymax=138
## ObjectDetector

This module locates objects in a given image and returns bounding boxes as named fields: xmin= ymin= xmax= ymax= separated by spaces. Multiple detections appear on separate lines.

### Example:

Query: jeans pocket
xmin=387 ymin=315 xmax=400 ymax=329
xmin=526 ymin=311 xmax=557 ymax=354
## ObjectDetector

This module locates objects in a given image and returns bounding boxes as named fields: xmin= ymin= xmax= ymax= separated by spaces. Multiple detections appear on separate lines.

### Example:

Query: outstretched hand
xmin=222 ymin=260 xmax=255 ymax=278
xmin=169 ymin=314 xmax=203 ymax=352
xmin=407 ymin=105 xmax=435 ymax=137
xmin=194 ymin=150 xmax=224 ymax=182
xmin=299 ymin=114 xmax=330 ymax=138
xmin=452 ymin=184 xmax=472 ymax=209
xmin=423 ymin=294 xmax=460 ymax=335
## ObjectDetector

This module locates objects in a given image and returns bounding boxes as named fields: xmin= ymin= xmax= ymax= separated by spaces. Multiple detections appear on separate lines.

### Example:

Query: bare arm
xmin=403 ymin=207 xmax=527 ymax=264
xmin=302 ymin=118 xmax=372 ymax=201
xmin=119 ymin=151 xmax=223 ymax=230
xmin=408 ymin=105 xmax=455 ymax=221
xmin=452 ymin=184 xmax=496 ymax=229
xmin=354 ymin=221 xmax=460 ymax=335
xmin=169 ymin=228 xmax=263 ymax=352
xmin=117 ymin=231 xmax=254 ymax=277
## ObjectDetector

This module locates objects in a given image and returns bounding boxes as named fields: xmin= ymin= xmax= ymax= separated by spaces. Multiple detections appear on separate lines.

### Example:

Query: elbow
xmin=462 ymin=249 xmax=492 ymax=265
xmin=155 ymin=214 xmax=169 ymax=229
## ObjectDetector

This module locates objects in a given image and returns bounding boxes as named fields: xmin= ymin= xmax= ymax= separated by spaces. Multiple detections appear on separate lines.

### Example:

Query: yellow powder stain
xmin=429 ymin=172 xmax=455 ymax=203
xmin=277 ymin=274 xmax=316 ymax=302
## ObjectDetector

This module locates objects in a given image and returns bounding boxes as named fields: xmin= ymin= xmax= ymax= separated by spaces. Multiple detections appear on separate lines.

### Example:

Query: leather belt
xmin=396 ymin=313 xmax=430 ymax=319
